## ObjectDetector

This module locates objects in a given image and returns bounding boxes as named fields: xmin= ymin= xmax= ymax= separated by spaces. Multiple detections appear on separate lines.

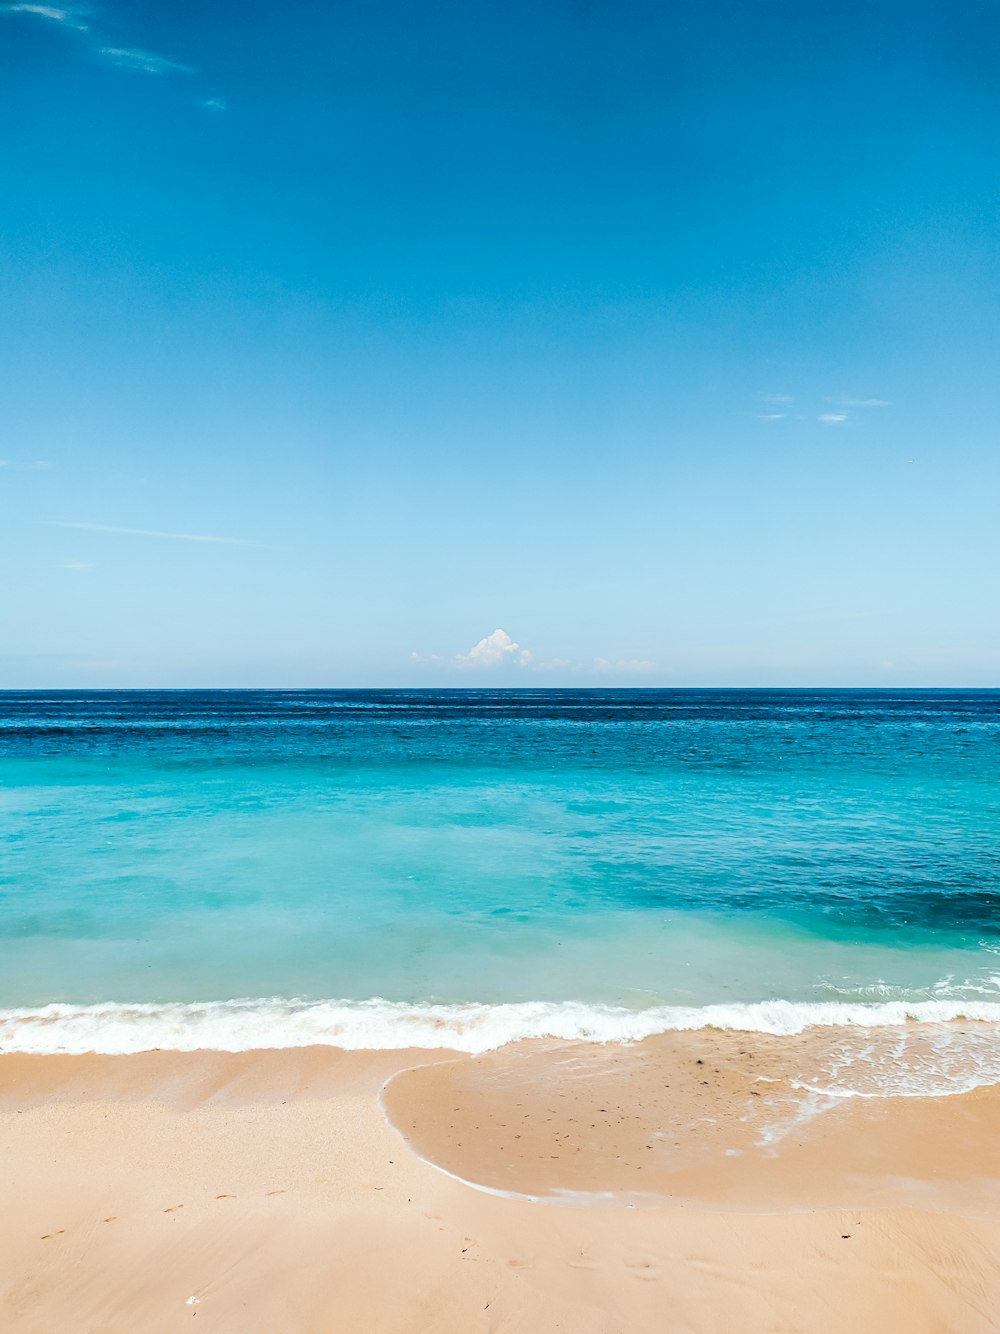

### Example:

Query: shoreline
xmin=5 ymin=995 xmax=1000 ymax=1056
xmin=4 ymin=1035 xmax=1000 ymax=1331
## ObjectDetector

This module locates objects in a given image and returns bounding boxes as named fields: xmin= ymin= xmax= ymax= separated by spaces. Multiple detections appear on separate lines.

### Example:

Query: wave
xmin=3 ymin=996 xmax=1000 ymax=1056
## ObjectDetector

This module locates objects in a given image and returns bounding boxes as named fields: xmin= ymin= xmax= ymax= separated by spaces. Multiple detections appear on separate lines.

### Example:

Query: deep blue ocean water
xmin=2 ymin=689 xmax=999 ymax=1059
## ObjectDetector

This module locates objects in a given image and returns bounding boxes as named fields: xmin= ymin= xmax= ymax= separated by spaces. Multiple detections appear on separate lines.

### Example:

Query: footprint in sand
xmin=264 ymin=1189 xmax=286 ymax=1196
xmin=163 ymin=1205 xmax=184 ymax=1213
xmin=40 ymin=1231 xmax=65 ymax=1240
xmin=215 ymin=1194 xmax=235 ymax=1200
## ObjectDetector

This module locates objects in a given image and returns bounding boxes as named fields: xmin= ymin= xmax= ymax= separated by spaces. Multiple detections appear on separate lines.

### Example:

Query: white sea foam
xmin=3 ymin=996 xmax=1000 ymax=1057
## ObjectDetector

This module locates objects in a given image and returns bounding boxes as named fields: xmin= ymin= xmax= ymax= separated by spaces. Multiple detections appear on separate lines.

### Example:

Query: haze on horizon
xmin=3 ymin=0 xmax=999 ymax=688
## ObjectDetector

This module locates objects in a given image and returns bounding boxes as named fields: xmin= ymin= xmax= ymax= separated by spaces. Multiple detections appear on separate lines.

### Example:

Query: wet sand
xmin=2 ymin=1034 xmax=1000 ymax=1332
xmin=384 ymin=1027 xmax=1000 ymax=1214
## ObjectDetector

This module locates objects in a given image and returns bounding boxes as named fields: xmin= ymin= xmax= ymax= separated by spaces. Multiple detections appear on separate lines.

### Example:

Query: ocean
xmin=2 ymin=689 xmax=999 ymax=1088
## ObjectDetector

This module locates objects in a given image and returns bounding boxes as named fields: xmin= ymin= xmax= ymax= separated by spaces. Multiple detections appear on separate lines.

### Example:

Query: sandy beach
xmin=3 ymin=1031 xmax=999 ymax=1333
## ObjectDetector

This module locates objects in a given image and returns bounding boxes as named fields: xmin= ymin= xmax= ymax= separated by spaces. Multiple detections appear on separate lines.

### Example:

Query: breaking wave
xmin=4 ymin=995 xmax=1000 ymax=1056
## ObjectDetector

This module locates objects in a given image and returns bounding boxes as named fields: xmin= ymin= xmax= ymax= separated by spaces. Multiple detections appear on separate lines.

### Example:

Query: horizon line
xmin=0 ymin=685 xmax=996 ymax=693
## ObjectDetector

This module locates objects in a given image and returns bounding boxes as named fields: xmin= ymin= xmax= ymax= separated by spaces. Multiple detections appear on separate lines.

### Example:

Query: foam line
xmin=3 ymin=996 xmax=1000 ymax=1056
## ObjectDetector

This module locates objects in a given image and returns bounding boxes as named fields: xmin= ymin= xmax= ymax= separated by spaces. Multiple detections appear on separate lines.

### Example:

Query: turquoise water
xmin=2 ymin=690 xmax=999 ymax=1054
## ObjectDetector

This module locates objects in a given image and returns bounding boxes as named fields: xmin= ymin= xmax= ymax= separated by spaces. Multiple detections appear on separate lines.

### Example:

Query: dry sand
xmin=2 ymin=1033 xmax=999 ymax=1333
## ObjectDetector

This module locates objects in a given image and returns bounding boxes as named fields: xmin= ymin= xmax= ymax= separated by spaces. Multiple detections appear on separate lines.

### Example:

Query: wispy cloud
xmin=99 ymin=45 xmax=192 ymax=75
xmin=456 ymin=628 xmax=533 ymax=668
xmin=0 ymin=3 xmax=88 ymax=28
xmin=4 ymin=1 xmax=217 ymax=94
xmin=45 ymin=521 xmax=256 ymax=546
xmin=751 ymin=392 xmax=892 ymax=428
xmin=199 ymin=95 xmax=227 ymax=112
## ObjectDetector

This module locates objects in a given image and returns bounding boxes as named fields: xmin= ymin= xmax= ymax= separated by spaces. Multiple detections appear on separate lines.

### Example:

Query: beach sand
xmin=2 ymin=1033 xmax=999 ymax=1333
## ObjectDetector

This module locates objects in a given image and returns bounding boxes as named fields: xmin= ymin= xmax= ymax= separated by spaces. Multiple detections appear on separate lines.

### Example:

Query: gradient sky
xmin=3 ymin=0 xmax=999 ymax=686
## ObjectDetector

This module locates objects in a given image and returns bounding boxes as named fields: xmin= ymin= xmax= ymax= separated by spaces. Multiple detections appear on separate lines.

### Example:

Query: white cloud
xmin=818 ymin=413 xmax=847 ymax=424
xmin=760 ymin=393 xmax=794 ymax=404
xmin=45 ymin=521 xmax=255 ymax=545
xmin=1 ymin=3 xmax=88 ymax=28
xmin=414 ymin=637 xmax=657 ymax=676
xmin=456 ymin=628 xmax=533 ymax=669
xmin=755 ymin=413 xmax=786 ymax=422
xmin=200 ymin=95 xmax=227 ymax=112
xmin=99 ymin=45 xmax=193 ymax=74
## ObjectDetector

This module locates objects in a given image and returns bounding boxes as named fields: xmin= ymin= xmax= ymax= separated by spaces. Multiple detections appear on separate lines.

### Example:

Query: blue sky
xmin=2 ymin=0 xmax=999 ymax=686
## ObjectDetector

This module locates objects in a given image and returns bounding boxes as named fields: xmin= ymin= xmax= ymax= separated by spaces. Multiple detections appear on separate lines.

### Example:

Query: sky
xmin=2 ymin=0 xmax=999 ymax=687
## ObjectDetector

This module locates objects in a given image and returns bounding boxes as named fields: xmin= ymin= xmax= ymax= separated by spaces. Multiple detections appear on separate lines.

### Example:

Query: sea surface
xmin=2 ymin=689 xmax=999 ymax=1089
